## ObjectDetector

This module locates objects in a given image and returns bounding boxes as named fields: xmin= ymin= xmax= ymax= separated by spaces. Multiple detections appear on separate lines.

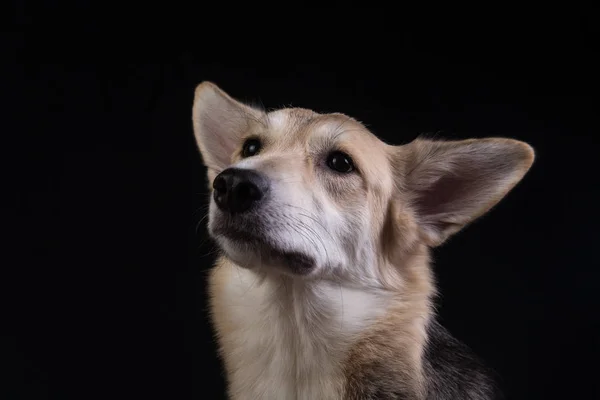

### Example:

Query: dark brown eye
xmin=242 ymin=138 xmax=261 ymax=158
xmin=326 ymin=151 xmax=354 ymax=173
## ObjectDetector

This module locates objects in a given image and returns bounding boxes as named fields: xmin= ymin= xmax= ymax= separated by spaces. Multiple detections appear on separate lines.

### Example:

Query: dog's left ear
xmin=192 ymin=82 xmax=263 ymax=182
xmin=394 ymin=138 xmax=535 ymax=247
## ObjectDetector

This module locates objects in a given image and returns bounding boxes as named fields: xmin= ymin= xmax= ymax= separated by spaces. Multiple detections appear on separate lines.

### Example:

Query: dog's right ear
xmin=192 ymin=82 xmax=263 ymax=182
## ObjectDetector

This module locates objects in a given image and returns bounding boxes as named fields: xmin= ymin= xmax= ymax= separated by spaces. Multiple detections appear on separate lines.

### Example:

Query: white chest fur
xmin=209 ymin=261 xmax=389 ymax=400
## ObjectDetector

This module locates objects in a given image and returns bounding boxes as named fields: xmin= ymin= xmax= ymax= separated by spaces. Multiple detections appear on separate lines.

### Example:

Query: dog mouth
xmin=212 ymin=223 xmax=315 ymax=275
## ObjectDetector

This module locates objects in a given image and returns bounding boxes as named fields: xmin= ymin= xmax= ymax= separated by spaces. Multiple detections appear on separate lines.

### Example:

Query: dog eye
xmin=241 ymin=138 xmax=261 ymax=158
xmin=326 ymin=151 xmax=354 ymax=173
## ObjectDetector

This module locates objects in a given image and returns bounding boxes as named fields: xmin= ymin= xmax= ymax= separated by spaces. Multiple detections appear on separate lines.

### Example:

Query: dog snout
xmin=212 ymin=168 xmax=269 ymax=214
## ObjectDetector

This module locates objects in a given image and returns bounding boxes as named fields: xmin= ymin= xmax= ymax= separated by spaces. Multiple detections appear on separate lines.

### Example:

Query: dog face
xmin=192 ymin=82 xmax=534 ymax=286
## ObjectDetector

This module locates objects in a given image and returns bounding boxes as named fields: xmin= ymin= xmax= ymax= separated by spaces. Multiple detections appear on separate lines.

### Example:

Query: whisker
xmin=286 ymin=215 xmax=330 ymax=265
xmin=279 ymin=203 xmax=335 ymax=242
xmin=194 ymin=213 xmax=210 ymax=236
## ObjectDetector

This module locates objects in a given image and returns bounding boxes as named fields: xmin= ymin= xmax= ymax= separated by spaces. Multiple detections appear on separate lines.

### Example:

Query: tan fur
xmin=343 ymin=244 xmax=434 ymax=399
xmin=192 ymin=82 xmax=535 ymax=400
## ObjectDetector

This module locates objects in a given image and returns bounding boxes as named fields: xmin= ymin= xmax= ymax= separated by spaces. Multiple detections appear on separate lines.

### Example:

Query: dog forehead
xmin=268 ymin=108 xmax=314 ymax=125
xmin=266 ymin=108 xmax=319 ymax=139
xmin=266 ymin=108 xmax=374 ymax=145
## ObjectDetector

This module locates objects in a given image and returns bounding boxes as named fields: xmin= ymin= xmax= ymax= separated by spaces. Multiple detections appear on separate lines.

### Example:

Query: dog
xmin=192 ymin=82 xmax=534 ymax=399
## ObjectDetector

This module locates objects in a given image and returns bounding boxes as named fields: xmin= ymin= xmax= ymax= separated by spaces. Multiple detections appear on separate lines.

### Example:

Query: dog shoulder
xmin=423 ymin=320 xmax=505 ymax=400
xmin=342 ymin=318 xmax=504 ymax=400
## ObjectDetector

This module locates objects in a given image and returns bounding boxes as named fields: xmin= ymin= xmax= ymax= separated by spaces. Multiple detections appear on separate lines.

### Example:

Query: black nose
xmin=212 ymin=168 xmax=269 ymax=214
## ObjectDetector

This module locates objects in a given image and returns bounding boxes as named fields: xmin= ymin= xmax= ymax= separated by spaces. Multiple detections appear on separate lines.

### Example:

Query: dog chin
xmin=212 ymin=227 xmax=316 ymax=276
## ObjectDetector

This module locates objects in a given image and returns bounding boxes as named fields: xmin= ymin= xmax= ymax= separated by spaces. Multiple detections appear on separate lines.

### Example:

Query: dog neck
xmin=209 ymin=247 xmax=435 ymax=399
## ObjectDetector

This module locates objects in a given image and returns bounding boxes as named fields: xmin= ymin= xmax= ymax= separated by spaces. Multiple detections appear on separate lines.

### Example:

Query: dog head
xmin=192 ymin=82 xmax=534 ymax=287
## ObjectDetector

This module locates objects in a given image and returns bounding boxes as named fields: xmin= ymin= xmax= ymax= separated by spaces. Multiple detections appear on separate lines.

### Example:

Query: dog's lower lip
xmin=270 ymin=250 xmax=313 ymax=273
xmin=214 ymin=226 xmax=315 ymax=274
xmin=214 ymin=225 xmax=264 ymax=244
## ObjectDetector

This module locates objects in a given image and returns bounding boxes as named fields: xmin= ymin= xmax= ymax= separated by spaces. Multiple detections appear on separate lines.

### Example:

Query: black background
xmin=5 ymin=4 xmax=599 ymax=400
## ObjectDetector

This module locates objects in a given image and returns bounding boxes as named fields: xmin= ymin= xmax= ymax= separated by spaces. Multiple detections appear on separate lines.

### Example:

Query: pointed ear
xmin=192 ymin=82 xmax=263 ymax=181
xmin=396 ymin=137 xmax=535 ymax=246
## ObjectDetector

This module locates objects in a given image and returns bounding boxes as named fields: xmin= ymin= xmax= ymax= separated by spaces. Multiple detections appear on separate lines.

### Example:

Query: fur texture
xmin=192 ymin=82 xmax=534 ymax=399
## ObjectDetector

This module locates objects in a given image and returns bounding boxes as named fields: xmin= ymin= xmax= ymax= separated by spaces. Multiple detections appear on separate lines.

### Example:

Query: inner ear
xmin=416 ymin=170 xmax=478 ymax=233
